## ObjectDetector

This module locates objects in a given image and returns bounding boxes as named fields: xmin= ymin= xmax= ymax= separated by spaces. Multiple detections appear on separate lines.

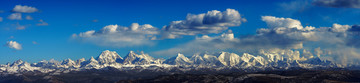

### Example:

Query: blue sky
xmin=1 ymin=0 xmax=360 ymax=64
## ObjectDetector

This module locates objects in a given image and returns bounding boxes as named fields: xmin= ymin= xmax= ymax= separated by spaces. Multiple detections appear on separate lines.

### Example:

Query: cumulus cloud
xmin=255 ymin=16 xmax=318 ymax=48
xmin=15 ymin=23 xmax=26 ymax=30
xmin=254 ymin=17 xmax=360 ymax=51
xmin=25 ymin=15 xmax=33 ymax=20
xmin=309 ymin=24 xmax=360 ymax=65
xmin=329 ymin=23 xmax=351 ymax=32
xmin=154 ymin=29 xmax=306 ymax=56
xmin=72 ymin=23 xmax=159 ymax=47
xmin=348 ymin=25 xmax=360 ymax=32
xmin=154 ymin=16 xmax=360 ymax=65
xmin=162 ymin=9 xmax=246 ymax=39
xmin=16 ymin=26 xmax=26 ymax=30
xmin=4 ymin=41 xmax=22 ymax=50
xmin=343 ymin=25 xmax=360 ymax=48
xmin=8 ymin=13 xmax=22 ymax=20
xmin=12 ymin=5 xmax=38 ymax=13
xmin=155 ymin=16 xmax=311 ymax=55
xmin=36 ymin=19 xmax=48 ymax=26
xmin=261 ymin=16 xmax=304 ymax=30
xmin=313 ymin=0 xmax=360 ymax=8
xmin=154 ymin=30 xmax=238 ymax=56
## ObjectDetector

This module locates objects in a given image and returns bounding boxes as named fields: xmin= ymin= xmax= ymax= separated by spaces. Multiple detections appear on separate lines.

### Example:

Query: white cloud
xmin=12 ymin=5 xmax=38 ymax=13
xmin=279 ymin=0 xmax=311 ymax=11
xmin=256 ymin=16 xmax=319 ymax=49
xmin=261 ymin=16 xmax=304 ymax=30
xmin=25 ymin=15 xmax=33 ymax=20
xmin=154 ymin=30 xmax=305 ymax=56
xmin=155 ymin=16 xmax=347 ymax=55
xmin=313 ymin=0 xmax=360 ymax=8
xmin=154 ymin=30 xmax=239 ymax=56
xmin=9 ymin=36 xmax=14 ymax=39
xmin=257 ymin=17 xmax=358 ymax=50
xmin=277 ymin=0 xmax=312 ymax=16
xmin=162 ymin=9 xmax=246 ymax=39
xmin=36 ymin=19 xmax=48 ymax=26
xmin=32 ymin=41 xmax=38 ymax=45
xmin=8 ymin=13 xmax=22 ymax=20
xmin=5 ymin=41 xmax=22 ymax=50
xmin=72 ymin=23 xmax=159 ymax=47
xmin=15 ymin=23 xmax=26 ymax=30
xmin=72 ymin=9 xmax=246 ymax=48
xmin=330 ymin=23 xmax=351 ymax=32
xmin=155 ymin=16 xmax=312 ymax=56
xmin=16 ymin=26 xmax=26 ymax=30
xmin=155 ymin=16 xmax=360 ymax=65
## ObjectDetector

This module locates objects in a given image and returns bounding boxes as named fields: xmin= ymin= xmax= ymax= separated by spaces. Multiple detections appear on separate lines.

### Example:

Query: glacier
xmin=0 ymin=50 xmax=351 ymax=74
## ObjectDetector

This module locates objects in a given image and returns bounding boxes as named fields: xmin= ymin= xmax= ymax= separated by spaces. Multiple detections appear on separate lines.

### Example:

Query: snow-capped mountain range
xmin=0 ymin=50 xmax=345 ymax=74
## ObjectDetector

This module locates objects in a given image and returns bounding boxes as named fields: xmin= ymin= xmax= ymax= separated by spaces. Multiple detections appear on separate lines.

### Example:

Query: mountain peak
xmin=125 ymin=51 xmax=137 ymax=57
xmin=14 ymin=59 xmax=23 ymax=63
xmin=129 ymin=50 xmax=135 ymax=54
xmin=96 ymin=50 xmax=123 ymax=64
xmin=11 ymin=59 xmax=24 ymax=66
xmin=76 ymin=58 xmax=86 ymax=65
xmin=79 ymin=58 xmax=85 ymax=61
xmin=123 ymin=51 xmax=155 ymax=65
xmin=90 ymin=56 xmax=96 ymax=61
xmin=81 ymin=56 xmax=100 ymax=68
xmin=176 ymin=53 xmax=185 ymax=57
xmin=164 ymin=53 xmax=192 ymax=65
xmin=191 ymin=54 xmax=205 ymax=64
xmin=0 ymin=50 xmax=344 ymax=73
xmin=202 ymin=54 xmax=221 ymax=66
xmin=175 ymin=53 xmax=190 ymax=61
xmin=61 ymin=58 xmax=75 ymax=65
xmin=218 ymin=52 xmax=241 ymax=66
xmin=219 ymin=51 xmax=229 ymax=55
xmin=241 ymin=53 xmax=255 ymax=61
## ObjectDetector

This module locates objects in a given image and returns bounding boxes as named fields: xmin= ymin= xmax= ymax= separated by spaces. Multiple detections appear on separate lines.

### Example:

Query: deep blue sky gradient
xmin=0 ymin=0 xmax=359 ymax=64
